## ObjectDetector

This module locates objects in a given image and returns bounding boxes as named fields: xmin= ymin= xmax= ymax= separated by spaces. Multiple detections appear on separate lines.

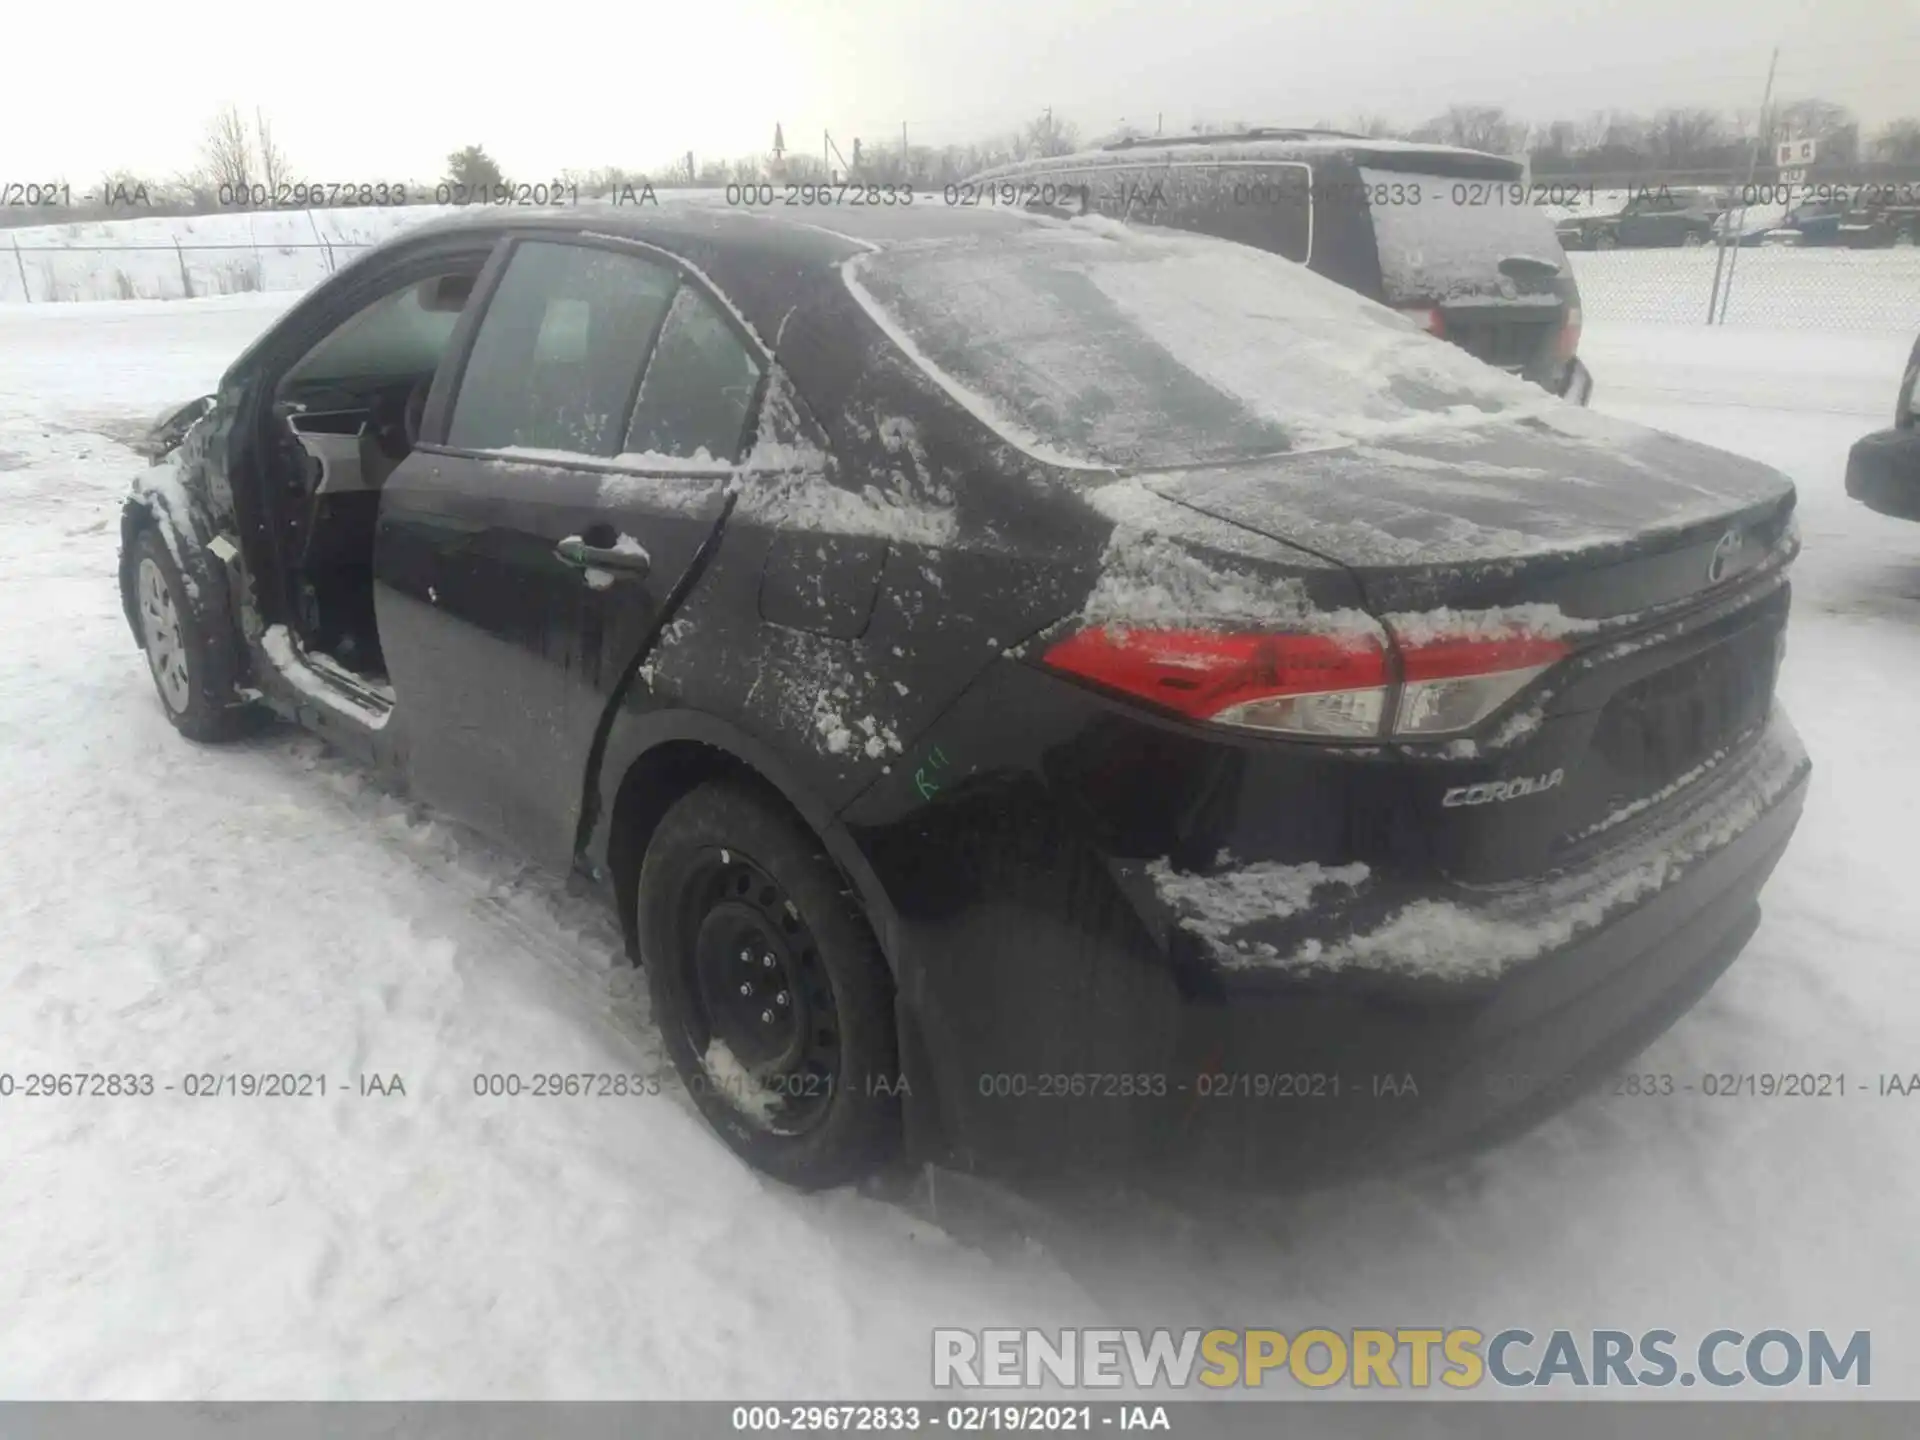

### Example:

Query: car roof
xmin=402 ymin=193 xmax=1035 ymax=258
xmin=388 ymin=196 xmax=1055 ymax=365
xmin=967 ymin=134 xmax=1516 ymax=180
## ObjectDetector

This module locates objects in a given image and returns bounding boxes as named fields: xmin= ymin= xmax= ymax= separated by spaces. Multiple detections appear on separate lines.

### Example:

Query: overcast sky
xmin=3 ymin=0 xmax=1915 ymax=185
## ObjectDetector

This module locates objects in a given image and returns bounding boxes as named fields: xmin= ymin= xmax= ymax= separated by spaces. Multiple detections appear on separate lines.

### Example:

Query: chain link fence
xmin=5 ymin=211 xmax=1917 ymax=335
xmin=1568 ymin=247 xmax=1920 ymax=332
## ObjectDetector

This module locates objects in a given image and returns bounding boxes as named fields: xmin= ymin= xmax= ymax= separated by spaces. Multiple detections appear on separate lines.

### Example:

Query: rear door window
xmin=623 ymin=286 xmax=765 ymax=463
xmin=448 ymin=240 xmax=679 ymax=456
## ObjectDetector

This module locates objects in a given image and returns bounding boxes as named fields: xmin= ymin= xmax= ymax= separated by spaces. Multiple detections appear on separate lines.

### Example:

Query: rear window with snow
xmin=1358 ymin=168 xmax=1570 ymax=306
xmin=846 ymin=223 xmax=1542 ymax=468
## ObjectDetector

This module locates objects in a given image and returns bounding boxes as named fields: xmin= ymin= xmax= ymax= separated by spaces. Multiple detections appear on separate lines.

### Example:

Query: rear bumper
xmin=876 ymin=707 xmax=1809 ymax=1189
xmin=1846 ymin=428 xmax=1920 ymax=521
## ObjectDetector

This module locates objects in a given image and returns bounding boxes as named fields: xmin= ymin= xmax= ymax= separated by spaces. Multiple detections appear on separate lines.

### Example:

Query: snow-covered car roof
xmin=968 ymin=135 xmax=1520 ymax=181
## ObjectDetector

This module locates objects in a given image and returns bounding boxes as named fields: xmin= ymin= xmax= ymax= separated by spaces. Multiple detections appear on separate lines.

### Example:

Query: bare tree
xmin=1347 ymin=114 xmax=1402 ymax=139
xmin=1428 ymin=105 xmax=1525 ymax=154
xmin=1773 ymin=97 xmax=1860 ymax=164
xmin=255 ymin=109 xmax=289 ymax=192
xmin=1649 ymin=108 xmax=1725 ymax=168
xmin=200 ymin=105 xmax=255 ymax=192
xmin=1871 ymin=118 xmax=1920 ymax=164
xmin=1023 ymin=109 xmax=1082 ymax=158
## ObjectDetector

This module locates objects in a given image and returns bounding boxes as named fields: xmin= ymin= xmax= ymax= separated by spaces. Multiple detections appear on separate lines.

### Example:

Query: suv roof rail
xmin=1099 ymin=127 xmax=1368 ymax=151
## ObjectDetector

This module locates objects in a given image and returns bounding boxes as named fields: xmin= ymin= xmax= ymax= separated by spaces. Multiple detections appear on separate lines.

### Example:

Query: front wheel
xmin=635 ymin=779 xmax=902 ymax=1189
xmin=1681 ymin=230 xmax=1706 ymax=248
xmin=130 ymin=528 xmax=253 ymax=742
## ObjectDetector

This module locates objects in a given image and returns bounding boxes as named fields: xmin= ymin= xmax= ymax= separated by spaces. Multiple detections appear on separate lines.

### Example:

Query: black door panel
xmin=376 ymin=454 xmax=729 ymax=865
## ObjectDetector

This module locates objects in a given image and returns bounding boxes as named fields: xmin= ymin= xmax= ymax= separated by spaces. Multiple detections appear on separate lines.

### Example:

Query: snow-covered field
xmin=2 ymin=291 xmax=1918 ymax=1400
xmin=10 ymin=202 xmax=1919 ymax=334
xmin=0 ymin=207 xmax=445 ymax=303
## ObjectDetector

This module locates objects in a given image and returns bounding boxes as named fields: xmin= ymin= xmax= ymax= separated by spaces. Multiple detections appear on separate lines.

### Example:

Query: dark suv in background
xmin=1557 ymin=188 xmax=1724 ymax=250
xmin=964 ymin=129 xmax=1593 ymax=405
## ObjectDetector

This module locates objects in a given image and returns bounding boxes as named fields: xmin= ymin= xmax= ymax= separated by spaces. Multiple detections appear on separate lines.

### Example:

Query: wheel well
xmin=603 ymin=737 xmax=944 ymax=1161
xmin=607 ymin=741 xmax=812 ymax=966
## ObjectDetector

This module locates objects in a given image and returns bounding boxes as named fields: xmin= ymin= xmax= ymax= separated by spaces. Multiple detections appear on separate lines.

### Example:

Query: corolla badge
xmin=1442 ymin=769 xmax=1566 ymax=807
xmin=1707 ymin=528 xmax=1746 ymax=584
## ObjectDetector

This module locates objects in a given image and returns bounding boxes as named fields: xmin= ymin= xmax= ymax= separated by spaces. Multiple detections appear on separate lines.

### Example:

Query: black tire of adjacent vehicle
xmin=635 ymin=778 xmax=902 ymax=1188
xmin=130 ymin=528 xmax=255 ymax=743
xmin=1594 ymin=229 xmax=1618 ymax=250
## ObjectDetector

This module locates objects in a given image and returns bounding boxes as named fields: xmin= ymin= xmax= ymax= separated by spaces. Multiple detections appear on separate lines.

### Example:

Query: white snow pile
xmin=1079 ymin=477 xmax=1379 ymax=635
xmin=735 ymin=405 xmax=960 ymax=546
xmin=260 ymin=624 xmax=390 ymax=728
xmin=702 ymin=1038 xmax=782 ymax=1125
xmin=1382 ymin=603 xmax=1602 ymax=645
xmin=1147 ymin=858 xmax=1373 ymax=949
xmin=1215 ymin=715 xmax=1808 ymax=981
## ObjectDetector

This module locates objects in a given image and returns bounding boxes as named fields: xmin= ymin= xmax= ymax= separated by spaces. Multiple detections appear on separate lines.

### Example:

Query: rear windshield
xmin=1358 ymin=167 xmax=1571 ymax=306
xmin=845 ymin=220 xmax=1544 ymax=469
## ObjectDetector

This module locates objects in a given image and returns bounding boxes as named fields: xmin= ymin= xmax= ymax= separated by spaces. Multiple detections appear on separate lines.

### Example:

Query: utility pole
xmin=1708 ymin=45 xmax=1778 ymax=324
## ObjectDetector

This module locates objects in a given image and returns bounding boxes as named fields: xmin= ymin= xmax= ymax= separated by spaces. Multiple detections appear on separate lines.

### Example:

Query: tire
xmin=129 ymin=528 xmax=254 ymax=742
xmin=1681 ymin=230 xmax=1706 ymax=248
xmin=635 ymin=778 xmax=902 ymax=1189
xmin=1594 ymin=229 xmax=1618 ymax=251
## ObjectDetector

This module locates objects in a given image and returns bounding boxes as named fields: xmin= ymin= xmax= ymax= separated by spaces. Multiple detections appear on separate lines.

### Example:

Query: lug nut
xmin=762 ymin=955 xmax=775 ymax=969
xmin=776 ymin=991 xmax=789 ymax=1008
xmin=739 ymin=983 xmax=751 ymax=997
xmin=761 ymin=1009 xmax=774 ymax=1024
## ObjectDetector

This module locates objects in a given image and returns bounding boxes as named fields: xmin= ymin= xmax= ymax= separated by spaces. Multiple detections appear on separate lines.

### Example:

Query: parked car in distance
xmin=1752 ymin=199 xmax=1852 ymax=247
xmin=1839 ymin=200 xmax=1920 ymax=249
xmin=1557 ymin=187 xmax=1724 ymax=250
xmin=1846 ymin=330 xmax=1920 ymax=521
xmin=121 ymin=201 xmax=1810 ymax=1191
xmin=963 ymin=129 xmax=1593 ymax=405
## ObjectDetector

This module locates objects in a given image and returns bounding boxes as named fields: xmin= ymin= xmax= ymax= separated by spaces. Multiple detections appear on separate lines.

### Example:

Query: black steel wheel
xmin=634 ymin=778 xmax=902 ymax=1188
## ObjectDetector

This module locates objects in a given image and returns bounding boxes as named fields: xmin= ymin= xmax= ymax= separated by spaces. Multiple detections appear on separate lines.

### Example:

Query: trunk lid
xmin=1142 ymin=408 xmax=1799 ymax=884
xmin=1140 ymin=406 xmax=1797 ymax=623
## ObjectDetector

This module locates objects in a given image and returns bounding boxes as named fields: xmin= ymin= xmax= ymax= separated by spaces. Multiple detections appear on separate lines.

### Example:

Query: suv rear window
xmin=1357 ymin=168 xmax=1569 ymax=306
xmin=847 ymin=223 xmax=1539 ymax=469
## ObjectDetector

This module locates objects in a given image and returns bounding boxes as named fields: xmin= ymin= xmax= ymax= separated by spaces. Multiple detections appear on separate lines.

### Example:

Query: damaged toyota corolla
xmin=119 ymin=201 xmax=1809 ymax=1190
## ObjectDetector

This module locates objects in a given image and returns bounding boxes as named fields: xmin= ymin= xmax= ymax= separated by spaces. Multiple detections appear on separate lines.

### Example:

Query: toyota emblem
xmin=1707 ymin=528 xmax=1745 ymax=584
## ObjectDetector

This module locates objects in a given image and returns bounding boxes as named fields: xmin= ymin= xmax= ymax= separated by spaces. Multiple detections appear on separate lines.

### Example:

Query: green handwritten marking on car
xmin=913 ymin=745 xmax=952 ymax=800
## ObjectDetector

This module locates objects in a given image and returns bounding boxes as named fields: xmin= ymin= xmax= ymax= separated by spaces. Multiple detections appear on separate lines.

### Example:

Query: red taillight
xmin=1394 ymin=632 xmax=1571 ymax=735
xmin=1398 ymin=307 xmax=1446 ymax=338
xmin=1040 ymin=626 xmax=1571 ymax=739
xmin=1555 ymin=304 xmax=1583 ymax=362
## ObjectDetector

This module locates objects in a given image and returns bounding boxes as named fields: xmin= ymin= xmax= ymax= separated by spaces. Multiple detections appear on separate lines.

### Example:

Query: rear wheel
xmin=1681 ymin=230 xmax=1706 ymax=248
xmin=635 ymin=778 xmax=902 ymax=1189
xmin=131 ymin=528 xmax=253 ymax=742
xmin=1594 ymin=229 xmax=1618 ymax=251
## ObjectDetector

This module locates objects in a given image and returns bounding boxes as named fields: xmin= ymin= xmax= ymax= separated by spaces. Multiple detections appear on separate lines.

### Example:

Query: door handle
xmin=556 ymin=535 xmax=651 ymax=578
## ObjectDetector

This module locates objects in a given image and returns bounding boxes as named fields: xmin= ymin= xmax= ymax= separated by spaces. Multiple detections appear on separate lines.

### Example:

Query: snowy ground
xmin=2 ymin=294 xmax=1918 ymax=1399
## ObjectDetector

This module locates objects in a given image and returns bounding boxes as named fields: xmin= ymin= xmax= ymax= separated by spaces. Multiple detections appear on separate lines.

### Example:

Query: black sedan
xmin=120 ymin=201 xmax=1810 ymax=1190
xmin=1846 ymin=331 xmax=1920 ymax=521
